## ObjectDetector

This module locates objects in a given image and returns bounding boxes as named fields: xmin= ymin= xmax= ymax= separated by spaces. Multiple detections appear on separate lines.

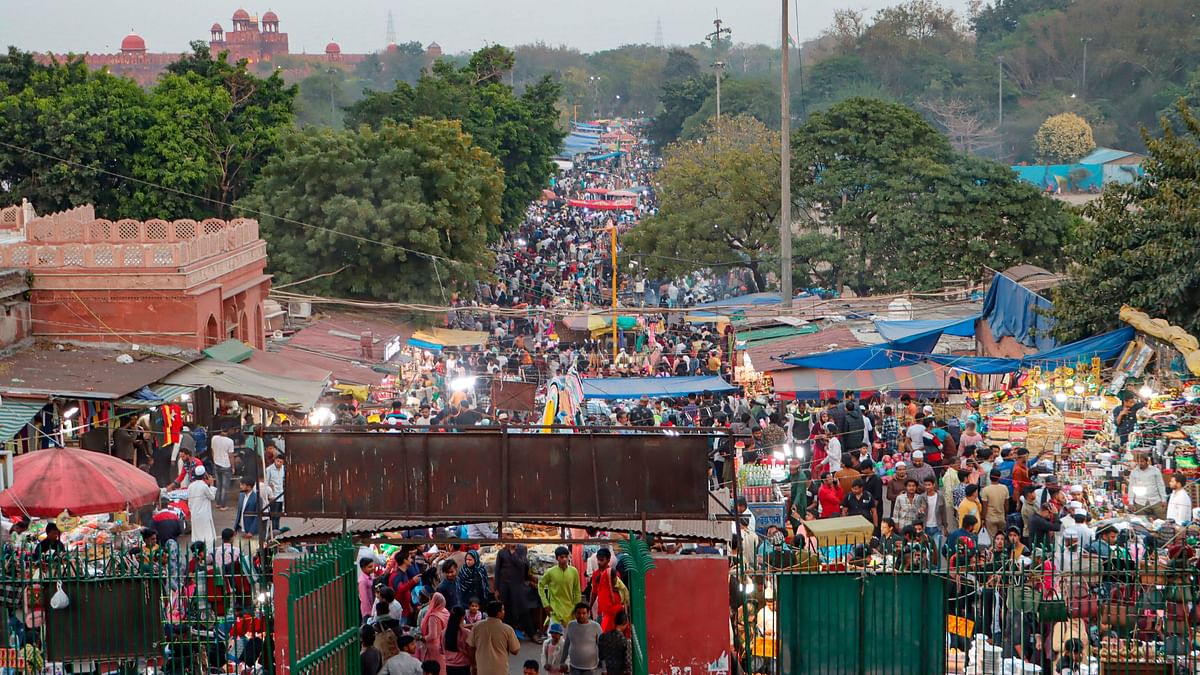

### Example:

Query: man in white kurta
xmin=187 ymin=465 xmax=218 ymax=546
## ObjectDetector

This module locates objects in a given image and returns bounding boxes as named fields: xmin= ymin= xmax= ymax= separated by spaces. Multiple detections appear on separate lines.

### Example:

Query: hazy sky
xmin=2 ymin=0 xmax=973 ymax=56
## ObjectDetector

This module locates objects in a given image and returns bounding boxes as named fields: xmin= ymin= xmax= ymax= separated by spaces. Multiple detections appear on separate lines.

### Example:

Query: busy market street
xmin=4 ymin=2 xmax=1200 ymax=674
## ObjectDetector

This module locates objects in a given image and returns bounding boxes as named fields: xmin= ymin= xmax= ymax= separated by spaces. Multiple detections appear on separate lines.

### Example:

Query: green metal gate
xmin=286 ymin=535 xmax=361 ymax=675
xmin=776 ymin=571 xmax=947 ymax=675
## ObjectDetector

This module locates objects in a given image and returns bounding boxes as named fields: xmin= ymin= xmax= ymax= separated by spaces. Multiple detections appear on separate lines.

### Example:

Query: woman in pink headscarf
xmin=418 ymin=592 xmax=450 ymax=669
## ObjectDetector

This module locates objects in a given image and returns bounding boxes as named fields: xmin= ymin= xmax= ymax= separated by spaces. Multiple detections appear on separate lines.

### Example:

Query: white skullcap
xmin=193 ymin=465 xmax=206 ymax=476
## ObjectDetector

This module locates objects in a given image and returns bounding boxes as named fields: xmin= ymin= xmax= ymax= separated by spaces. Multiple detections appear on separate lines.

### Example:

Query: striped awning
xmin=0 ymin=400 xmax=46 ymax=441
xmin=114 ymin=385 xmax=197 ymax=408
xmin=770 ymin=363 xmax=953 ymax=400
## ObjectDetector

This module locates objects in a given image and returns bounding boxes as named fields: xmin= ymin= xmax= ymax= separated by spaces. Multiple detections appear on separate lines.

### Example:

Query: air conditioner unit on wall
xmin=287 ymin=301 xmax=312 ymax=319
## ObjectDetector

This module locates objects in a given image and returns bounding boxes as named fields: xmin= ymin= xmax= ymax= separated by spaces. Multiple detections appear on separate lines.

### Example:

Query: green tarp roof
xmin=739 ymin=324 xmax=820 ymax=344
xmin=202 ymin=339 xmax=252 ymax=364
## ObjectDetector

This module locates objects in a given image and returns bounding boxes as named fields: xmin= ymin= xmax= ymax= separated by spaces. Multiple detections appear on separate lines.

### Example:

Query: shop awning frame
xmin=0 ymin=399 xmax=46 ymax=441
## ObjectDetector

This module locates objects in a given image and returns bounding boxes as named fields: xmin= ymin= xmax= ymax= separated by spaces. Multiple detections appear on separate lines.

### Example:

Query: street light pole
xmin=997 ymin=57 xmax=1003 ymax=127
xmin=780 ymin=0 xmax=792 ymax=309
xmin=1080 ymin=37 xmax=1092 ymax=100
xmin=712 ymin=61 xmax=725 ymax=137
xmin=706 ymin=17 xmax=732 ymax=139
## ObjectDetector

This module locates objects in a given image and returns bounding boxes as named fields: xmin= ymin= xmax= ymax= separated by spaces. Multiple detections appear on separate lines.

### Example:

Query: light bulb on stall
xmin=1054 ymin=391 xmax=1068 ymax=403
xmin=782 ymin=443 xmax=792 ymax=457
xmin=1139 ymin=385 xmax=1153 ymax=399
xmin=1073 ymin=383 xmax=1085 ymax=395
xmin=1036 ymin=382 xmax=1048 ymax=391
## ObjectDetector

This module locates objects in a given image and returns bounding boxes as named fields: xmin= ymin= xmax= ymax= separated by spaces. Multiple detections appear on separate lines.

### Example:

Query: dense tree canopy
xmin=791 ymin=97 xmax=1072 ymax=294
xmin=1052 ymin=102 xmax=1200 ymax=341
xmin=346 ymin=46 xmax=563 ymax=236
xmin=624 ymin=115 xmax=780 ymax=292
xmin=679 ymin=77 xmax=779 ymax=140
xmin=240 ymin=120 xmax=503 ymax=303
xmin=0 ymin=44 xmax=294 ymax=219
xmin=0 ymin=55 xmax=148 ymax=215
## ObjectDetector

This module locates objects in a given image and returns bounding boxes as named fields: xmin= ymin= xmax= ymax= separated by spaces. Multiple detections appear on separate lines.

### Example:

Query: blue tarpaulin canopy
xmin=587 ymin=151 xmax=626 ymax=161
xmin=926 ymin=327 xmax=1134 ymax=374
xmin=580 ymin=376 xmax=738 ymax=400
xmin=693 ymin=292 xmax=783 ymax=309
xmin=874 ymin=316 xmax=979 ymax=341
xmin=983 ymin=274 xmax=1057 ymax=351
xmin=780 ymin=330 xmax=946 ymax=371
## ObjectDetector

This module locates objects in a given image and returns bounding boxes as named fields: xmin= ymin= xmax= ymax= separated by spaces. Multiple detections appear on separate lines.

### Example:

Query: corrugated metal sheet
xmin=162 ymin=360 xmax=326 ymax=412
xmin=1079 ymin=147 xmax=1135 ymax=165
xmin=114 ymin=385 xmax=197 ymax=408
xmin=0 ymin=346 xmax=193 ymax=399
xmin=0 ymin=399 xmax=45 ymax=440
xmin=286 ymin=312 xmax=414 ymax=361
xmin=743 ymin=325 xmax=861 ymax=373
xmin=283 ymin=430 xmax=711 ymax=520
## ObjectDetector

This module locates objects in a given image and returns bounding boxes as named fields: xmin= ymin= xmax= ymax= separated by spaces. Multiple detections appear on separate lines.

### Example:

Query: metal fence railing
xmin=0 ymin=539 xmax=273 ymax=674
xmin=735 ymin=532 xmax=1200 ymax=675
xmin=286 ymin=535 xmax=360 ymax=675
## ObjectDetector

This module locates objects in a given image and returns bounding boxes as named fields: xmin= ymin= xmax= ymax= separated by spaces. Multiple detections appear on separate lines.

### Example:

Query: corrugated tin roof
xmin=114 ymin=384 xmax=197 ymax=408
xmin=0 ymin=346 xmax=194 ymax=399
xmin=274 ymin=346 xmax=388 ymax=385
xmin=743 ymin=325 xmax=861 ymax=373
xmin=1079 ymin=147 xmax=1136 ymax=164
xmin=286 ymin=311 xmax=415 ymax=362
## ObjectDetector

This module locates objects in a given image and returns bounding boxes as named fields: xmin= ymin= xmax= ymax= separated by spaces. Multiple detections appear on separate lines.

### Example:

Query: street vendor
xmin=1126 ymin=452 xmax=1168 ymax=519
xmin=1113 ymin=390 xmax=1144 ymax=447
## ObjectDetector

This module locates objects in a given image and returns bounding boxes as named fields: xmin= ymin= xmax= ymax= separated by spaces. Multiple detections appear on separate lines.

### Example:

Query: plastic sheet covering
xmin=982 ymin=274 xmax=1057 ymax=351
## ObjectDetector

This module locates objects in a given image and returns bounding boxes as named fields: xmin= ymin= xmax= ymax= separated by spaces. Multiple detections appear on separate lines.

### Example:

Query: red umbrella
xmin=540 ymin=189 xmax=558 ymax=201
xmin=0 ymin=447 xmax=161 ymax=517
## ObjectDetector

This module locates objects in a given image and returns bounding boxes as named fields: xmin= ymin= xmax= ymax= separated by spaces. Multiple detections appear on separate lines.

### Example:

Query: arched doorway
xmin=238 ymin=311 xmax=248 ymax=342
xmin=254 ymin=304 xmax=264 ymax=349
xmin=204 ymin=314 xmax=219 ymax=347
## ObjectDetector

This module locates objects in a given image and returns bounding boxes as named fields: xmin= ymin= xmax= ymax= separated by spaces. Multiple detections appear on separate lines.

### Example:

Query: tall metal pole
xmin=1080 ymin=37 xmax=1091 ymax=100
xmin=611 ymin=224 xmax=618 ymax=362
xmin=714 ymin=62 xmax=723 ymax=137
xmin=997 ymin=58 xmax=1003 ymax=127
xmin=706 ymin=17 xmax=731 ymax=138
xmin=780 ymin=0 xmax=792 ymax=309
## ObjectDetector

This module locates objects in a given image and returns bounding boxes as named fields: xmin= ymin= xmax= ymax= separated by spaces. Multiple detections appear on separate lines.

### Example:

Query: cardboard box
xmin=799 ymin=515 xmax=875 ymax=548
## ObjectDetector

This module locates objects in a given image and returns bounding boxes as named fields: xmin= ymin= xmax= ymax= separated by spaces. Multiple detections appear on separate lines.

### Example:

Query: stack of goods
xmin=988 ymin=415 xmax=1011 ymax=442
xmin=1025 ymin=414 xmax=1066 ymax=454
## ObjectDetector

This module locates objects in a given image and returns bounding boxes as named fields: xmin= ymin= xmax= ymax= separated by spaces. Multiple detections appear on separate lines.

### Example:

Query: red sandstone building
xmin=37 ymin=9 xmax=443 ymax=87
xmin=0 ymin=200 xmax=270 ymax=351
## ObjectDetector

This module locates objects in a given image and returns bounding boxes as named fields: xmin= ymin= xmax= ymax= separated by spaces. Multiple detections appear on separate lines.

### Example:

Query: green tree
xmin=0 ymin=55 xmax=150 ymax=215
xmin=1052 ymin=101 xmax=1200 ymax=341
xmin=1034 ymin=112 xmax=1094 ymax=163
xmin=295 ymin=69 xmax=356 ymax=128
xmin=970 ymin=0 xmax=1072 ymax=46
xmin=129 ymin=42 xmax=297 ymax=218
xmin=0 ymin=46 xmax=44 ymax=94
xmin=679 ymin=77 xmax=780 ymax=139
xmin=647 ymin=75 xmax=714 ymax=147
xmin=624 ymin=115 xmax=780 ymax=292
xmin=792 ymin=97 xmax=1071 ymax=294
xmin=662 ymin=49 xmax=701 ymax=82
xmin=346 ymin=46 xmax=563 ymax=235
xmin=240 ymin=120 xmax=502 ymax=303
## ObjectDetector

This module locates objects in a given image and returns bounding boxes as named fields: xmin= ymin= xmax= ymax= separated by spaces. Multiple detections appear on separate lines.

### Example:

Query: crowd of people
xmin=356 ymin=542 xmax=635 ymax=675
